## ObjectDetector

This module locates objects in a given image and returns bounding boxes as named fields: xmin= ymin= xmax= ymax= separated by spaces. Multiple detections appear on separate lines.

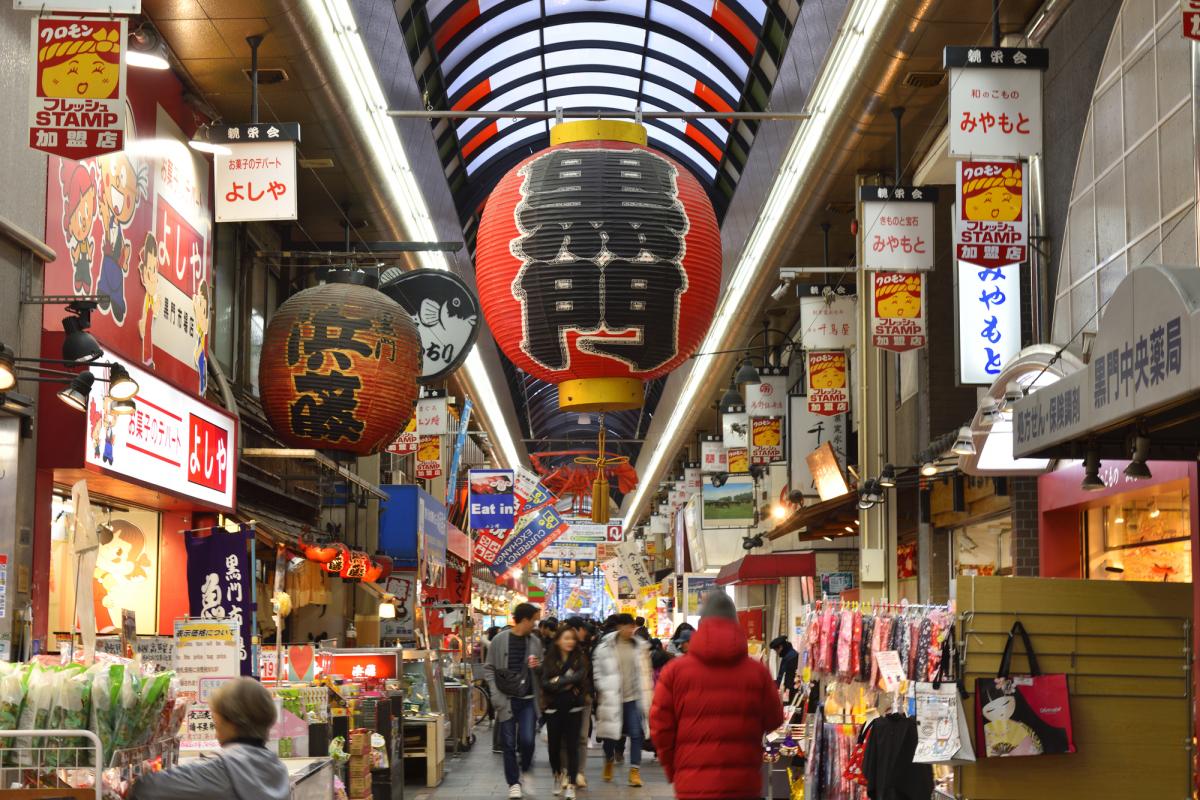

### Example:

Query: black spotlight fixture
xmin=61 ymin=302 xmax=102 ymax=363
xmin=735 ymin=357 xmax=761 ymax=390
xmin=719 ymin=379 xmax=741 ymax=410
xmin=710 ymin=473 xmax=728 ymax=488
xmin=1081 ymin=447 xmax=1105 ymax=491
xmin=106 ymin=363 xmax=139 ymax=401
xmin=57 ymin=371 xmax=94 ymax=411
xmin=878 ymin=463 xmax=897 ymax=489
xmin=1124 ymin=434 xmax=1152 ymax=480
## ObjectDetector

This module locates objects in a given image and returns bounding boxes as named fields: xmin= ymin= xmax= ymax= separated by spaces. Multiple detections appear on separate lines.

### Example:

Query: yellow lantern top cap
xmin=550 ymin=119 xmax=648 ymax=146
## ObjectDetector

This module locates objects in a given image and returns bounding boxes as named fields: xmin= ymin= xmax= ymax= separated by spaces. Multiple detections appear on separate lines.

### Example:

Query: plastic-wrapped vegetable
xmin=16 ymin=667 xmax=58 ymax=766
xmin=0 ymin=663 xmax=27 ymax=765
xmin=90 ymin=664 xmax=124 ymax=761
xmin=48 ymin=667 xmax=92 ymax=767
xmin=129 ymin=672 xmax=171 ymax=748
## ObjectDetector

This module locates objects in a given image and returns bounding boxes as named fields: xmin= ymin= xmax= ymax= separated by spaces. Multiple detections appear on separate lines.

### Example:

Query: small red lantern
xmin=476 ymin=120 xmax=721 ymax=413
xmin=364 ymin=554 xmax=394 ymax=583
xmin=302 ymin=538 xmax=340 ymax=564
xmin=259 ymin=272 xmax=421 ymax=456
xmin=339 ymin=550 xmax=371 ymax=582
xmin=321 ymin=543 xmax=351 ymax=574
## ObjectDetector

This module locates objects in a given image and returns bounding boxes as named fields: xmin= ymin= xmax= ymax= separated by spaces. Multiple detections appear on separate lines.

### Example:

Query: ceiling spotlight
xmin=787 ymin=489 xmax=804 ymax=504
xmin=719 ymin=379 xmax=742 ymax=410
xmin=951 ymin=426 xmax=976 ymax=456
xmin=844 ymin=525 xmax=854 ymax=533
xmin=106 ymin=363 xmax=139 ymax=401
xmin=188 ymin=125 xmax=233 ymax=156
xmin=1124 ymin=435 xmax=1152 ymax=480
xmin=878 ymin=463 xmax=897 ymax=489
xmin=770 ymin=280 xmax=790 ymax=301
xmin=127 ymin=25 xmax=170 ymax=69
xmin=771 ymin=504 xmax=788 ymax=521
xmin=61 ymin=305 xmax=102 ymax=363
xmin=1002 ymin=381 xmax=1025 ymax=410
xmin=57 ymin=371 xmax=94 ymax=411
xmin=920 ymin=461 xmax=939 ymax=477
xmin=1081 ymin=448 xmax=1105 ymax=492
xmin=822 ymin=535 xmax=833 ymax=542
xmin=110 ymin=398 xmax=136 ymax=415
xmin=857 ymin=497 xmax=873 ymax=510
xmin=0 ymin=344 xmax=14 ymax=392
xmin=1149 ymin=499 xmax=1161 ymax=519
xmin=863 ymin=479 xmax=884 ymax=504
xmin=735 ymin=357 xmax=761 ymax=389
xmin=710 ymin=473 xmax=728 ymax=488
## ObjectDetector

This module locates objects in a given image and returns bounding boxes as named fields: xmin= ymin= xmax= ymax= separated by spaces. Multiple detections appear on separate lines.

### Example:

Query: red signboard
xmin=1184 ymin=2 xmax=1200 ymax=40
xmin=737 ymin=608 xmax=764 ymax=642
xmin=320 ymin=652 xmax=398 ymax=681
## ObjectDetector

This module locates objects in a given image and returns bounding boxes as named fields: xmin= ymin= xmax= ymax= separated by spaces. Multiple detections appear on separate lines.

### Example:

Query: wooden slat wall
xmin=957 ymin=576 xmax=1191 ymax=800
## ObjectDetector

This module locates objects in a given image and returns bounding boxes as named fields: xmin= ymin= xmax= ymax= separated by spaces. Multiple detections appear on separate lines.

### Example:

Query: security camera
xmin=771 ymin=281 xmax=790 ymax=301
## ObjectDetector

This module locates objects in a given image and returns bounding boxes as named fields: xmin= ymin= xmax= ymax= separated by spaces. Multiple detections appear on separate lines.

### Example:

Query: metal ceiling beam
xmin=387 ymin=110 xmax=811 ymax=120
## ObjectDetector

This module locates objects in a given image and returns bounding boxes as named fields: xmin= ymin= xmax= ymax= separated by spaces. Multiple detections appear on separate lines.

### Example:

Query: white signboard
xmin=215 ymin=139 xmax=298 ymax=222
xmin=788 ymin=396 xmax=847 ymax=495
xmin=173 ymin=618 xmax=240 ymax=699
xmin=956 ymin=262 xmax=1022 ymax=384
xmin=945 ymin=46 xmax=1047 ymax=159
xmin=85 ymin=350 xmax=237 ymax=512
xmin=600 ymin=557 xmax=629 ymax=599
xmin=683 ymin=467 xmax=702 ymax=494
xmin=700 ymin=438 xmax=727 ymax=473
xmin=722 ymin=410 xmax=749 ymax=448
xmin=558 ymin=520 xmax=623 ymax=544
xmin=798 ymin=293 xmax=856 ymax=349
xmin=745 ymin=373 xmax=787 ymax=417
xmin=618 ymin=540 xmax=654 ymax=593
xmin=860 ymin=187 xmax=937 ymax=271
xmin=540 ymin=541 xmax=597 ymax=561
xmin=416 ymin=396 xmax=450 ymax=435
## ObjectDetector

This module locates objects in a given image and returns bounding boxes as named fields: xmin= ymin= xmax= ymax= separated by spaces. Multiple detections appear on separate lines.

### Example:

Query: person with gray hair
xmin=131 ymin=677 xmax=290 ymax=800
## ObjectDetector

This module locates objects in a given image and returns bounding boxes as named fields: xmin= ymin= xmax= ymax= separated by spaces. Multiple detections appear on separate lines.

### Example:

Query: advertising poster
xmin=184 ymin=527 xmax=253 ymax=675
xmin=701 ymin=476 xmax=755 ymax=529
xmin=380 ymin=570 xmax=417 ymax=642
xmin=871 ymin=272 xmax=927 ymax=352
xmin=860 ymin=186 xmax=937 ymax=271
xmin=489 ymin=505 xmax=569 ymax=576
xmin=957 ymin=262 xmax=1022 ymax=384
xmin=469 ymin=469 xmax=516 ymax=529
xmin=807 ymin=350 xmax=849 ymax=416
xmin=750 ymin=417 xmax=783 ymax=465
xmin=415 ymin=434 xmax=442 ymax=479
xmin=514 ymin=467 xmax=555 ymax=514
xmin=945 ymin=46 xmax=1048 ymax=159
xmin=420 ymin=496 xmax=448 ymax=589
xmin=385 ymin=417 xmax=417 ymax=455
xmin=29 ymin=16 xmax=127 ymax=160
xmin=956 ymin=160 xmax=1027 ymax=269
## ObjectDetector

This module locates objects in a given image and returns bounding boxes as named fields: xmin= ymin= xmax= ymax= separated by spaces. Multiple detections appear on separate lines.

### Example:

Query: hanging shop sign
xmin=489 ymin=504 xmax=569 ymax=576
xmin=212 ymin=123 xmax=299 ymax=222
xmin=788 ymin=396 xmax=847 ymax=496
xmin=183 ymin=527 xmax=253 ymax=676
xmin=380 ymin=268 xmax=481 ymax=383
xmin=1186 ymin=3 xmax=1200 ymax=41
xmin=420 ymin=495 xmax=447 ymax=589
xmin=601 ymin=557 xmax=631 ymax=599
xmin=798 ymin=290 xmax=856 ymax=349
xmin=1013 ymin=266 xmax=1200 ymax=457
xmin=514 ymin=467 xmax=555 ymax=514
xmin=416 ymin=395 xmax=449 ymax=435
xmin=669 ymin=481 xmax=688 ymax=511
xmin=469 ymin=468 xmax=516 ymax=529
xmin=618 ymin=539 xmax=655 ymax=593
xmin=380 ymin=571 xmax=417 ymax=642
xmin=85 ymin=349 xmax=237 ymax=512
xmin=475 ymin=121 xmax=721 ymax=413
xmin=385 ymin=417 xmax=417 ymax=455
xmin=415 ymin=434 xmax=442 ymax=479
xmin=871 ymin=272 xmax=927 ymax=352
xmin=745 ymin=369 xmax=787 ymax=417
xmin=556 ymin=520 xmax=623 ymax=545
xmin=806 ymin=442 xmax=851 ymax=501
xmin=860 ymin=186 xmax=938 ymax=271
xmin=700 ymin=435 xmax=727 ymax=474
xmin=727 ymin=447 xmax=749 ymax=474
xmin=259 ymin=276 xmax=420 ymax=454
xmin=807 ymin=350 xmax=850 ymax=416
xmin=944 ymin=46 xmax=1049 ymax=159
xmin=957 ymin=262 xmax=1022 ymax=384
xmin=956 ymin=160 xmax=1027 ymax=269
xmin=750 ymin=417 xmax=784 ymax=465
xmin=722 ymin=407 xmax=748 ymax=449
xmin=683 ymin=466 xmax=702 ymax=494
xmin=29 ymin=16 xmax=127 ymax=160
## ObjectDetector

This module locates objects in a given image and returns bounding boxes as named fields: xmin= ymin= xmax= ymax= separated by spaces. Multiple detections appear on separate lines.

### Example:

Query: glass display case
xmin=402 ymin=649 xmax=447 ymax=717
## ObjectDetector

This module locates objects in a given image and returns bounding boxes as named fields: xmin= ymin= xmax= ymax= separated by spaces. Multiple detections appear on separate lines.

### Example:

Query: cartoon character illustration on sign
xmin=96 ymin=152 xmax=148 ymax=324
xmin=60 ymin=162 xmax=97 ymax=293
xmin=88 ymin=397 xmax=104 ymax=459
xmin=193 ymin=279 xmax=210 ymax=395
xmin=101 ymin=397 xmax=117 ymax=465
xmin=962 ymin=165 xmax=1023 ymax=221
xmin=37 ymin=25 xmax=122 ymax=100
xmin=93 ymin=519 xmax=154 ymax=633
xmin=136 ymin=233 xmax=159 ymax=366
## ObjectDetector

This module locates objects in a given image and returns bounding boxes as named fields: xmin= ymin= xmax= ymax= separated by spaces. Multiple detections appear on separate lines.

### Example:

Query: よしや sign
xmin=214 ymin=124 xmax=299 ymax=222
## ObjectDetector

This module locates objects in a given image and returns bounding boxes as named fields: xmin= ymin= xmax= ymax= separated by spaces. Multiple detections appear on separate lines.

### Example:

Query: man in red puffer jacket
xmin=650 ymin=592 xmax=784 ymax=800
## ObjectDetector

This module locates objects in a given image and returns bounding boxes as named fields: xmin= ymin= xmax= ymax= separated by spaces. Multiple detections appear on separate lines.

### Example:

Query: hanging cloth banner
xmin=469 ymin=469 xmax=516 ymax=529
xmin=955 ymin=160 xmax=1028 ymax=269
xmin=488 ymin=505 xmax=569 ymax=576
xmin=871 ymin=272 xmax=928 ymax=352
xmin=445 ymin=397 xmax=473 ymax=504
xmin=185 ymin=525 xmax=254 ymax=676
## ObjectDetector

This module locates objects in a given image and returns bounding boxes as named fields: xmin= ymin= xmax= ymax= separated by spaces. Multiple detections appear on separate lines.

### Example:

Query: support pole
xmin=992 ymin=0 xmax=1002 ymax=48
xmin=820 ymin=222 xmax=831 ymax=267
xmin=891 ymin=107 xmax=905 ymax=186
xmin=247 ymin=35 xmax=263 ymax=124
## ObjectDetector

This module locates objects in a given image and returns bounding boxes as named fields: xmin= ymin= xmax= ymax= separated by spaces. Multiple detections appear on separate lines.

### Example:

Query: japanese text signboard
xmin=745 ymin=370 xmax=787 ymax=417
xmin=944 ymin=46 xmax=1049 ymax=159
xmin=750 ymin=417 xmax=784 ymax=465
xmin=700 ymin=436 xmax=727 ymax=474
xmin=1186 ymin=2 xmax=1200 ymax=41
xmin=860 ymin=186 xmax=938 ymax=271
xmin=29 ymin=16 xmax=127 ymax=160
xmin=957 ymin=262 xmax=1022 ymax=384
xmin=85 ymin=350 xmax=237 ymax=511
xmin=174 ymin=618 xmax=240 ymax=702
xmin=798 ymin=290 xmax=856 ymax=349
xmin=489 ymin=505 xmax=569 ymax=576
xmin=215 ymin=139 xmax=298 ymax=222
xmin=956 ymin=160 xmax=1027 ymax=268
xmin=514 ymin=467 xmax=555 ymax=514
xmin=416 ymin=396 xmax=449 ymax=435
xmin=871 ymin=272 xmax=927 ymax=352
xmin=807 ymin=350 xmax=850 ymax=416
xmin=415 ymin=434 xmax=441 ymax=479
xmin=184 ymin=528 xmax=253 ymax=677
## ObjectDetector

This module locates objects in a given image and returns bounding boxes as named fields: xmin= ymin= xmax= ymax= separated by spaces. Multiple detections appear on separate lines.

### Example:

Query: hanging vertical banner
xmin=469 ymin=469 xmax=516 ymax=528
xmin=957 ymin=262 xmax=1023 ymax=384
xmin=385 ymin=417 xmax=417 ymax=455
xmin=489 ymin=505 xmax=569 ymax=576
xmin=445 ymin=398 xmax=473 ymax=504
xmin=750 ymin=417 xmax=784 ymax=464
xmin=871 ymin=272 xmax=927 ymax=352
xmin=184 ymin=526 xmax=254 ymax=676
xmin=807 ymin=351 xmax=850 ymax=416
xmin=420 ymin=496 xmax=447 ymax=589
xmin=722 ymin=408 xmax=748 ymax=449
xmin=744 ymin=369 xmax=787 ymax=417
xmin=617 ymin=540 xmax=654 ymax=594
xmin=944 ymin=46 xmax=1049 ymax=159
xmin=29 ymin=16 xmax=128 ymax=160
xmin=798 ymin=290 xmax=857 ymax=349
xmin=860 ymin=186 xmax=938 ymax=271
xmin=956 ymin=160 xmax=1028 ymax=269
xmin=514 ymin=467 xmax=554 ymax=514
xmin=415 ymin=435 xmax=442 ymax=479
xmin=416 ymin=396 xmax=449 ymax=435
xmin=700 ymin=436 xmax=727 ymax=474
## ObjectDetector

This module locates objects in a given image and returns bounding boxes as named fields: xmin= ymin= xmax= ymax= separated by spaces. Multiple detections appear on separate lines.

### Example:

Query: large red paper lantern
xmin=476 ymin=120 xmax=721 ymax=412
xmin=259 ymin=273 xmax=421 ymax=455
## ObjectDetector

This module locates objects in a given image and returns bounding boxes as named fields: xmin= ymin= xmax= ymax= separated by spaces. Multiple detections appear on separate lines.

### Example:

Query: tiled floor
xmin=413 ymin=724 xmax=675 ymax=800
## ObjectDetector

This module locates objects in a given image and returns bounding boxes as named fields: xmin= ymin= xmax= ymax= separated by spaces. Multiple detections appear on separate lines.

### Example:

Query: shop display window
xmin=1087 ymin=488 xmax=1191 ymax=582
xmin=953 ymin=516 xmax=1013 ymax=577
xmin=402 ymin=650 xmax=447 ymax=717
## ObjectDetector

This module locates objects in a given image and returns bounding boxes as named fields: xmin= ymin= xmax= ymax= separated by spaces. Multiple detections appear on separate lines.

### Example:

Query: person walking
xmin=650 ymin=593 xmax=785 ymax=800
xmin=769 ymin=635 xmax=800 ymax=705
xmin=542 ymin=623 xmax=592 ymax=799
xmin=562 ymin=617 xmax=595 ymax=789
xmin=593 ymin=613 xmax=653 ymax=787
xmin=485 ymin=603 xmax=544 ymax=799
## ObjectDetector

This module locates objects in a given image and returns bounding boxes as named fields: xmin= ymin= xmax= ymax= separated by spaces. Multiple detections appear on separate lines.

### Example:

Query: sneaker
xmin=565 ymin=785 xmax=576 ymax=799
xmin=508 ymin=785 xmax=523 ymax=799
xmin=575 ymin=772 xmax=587 ymax=789
xmin=628 ymin=767 xmax=643 ymax=788
xmin=602 ymin=760 xmax=614 ymax=783
xmin=554 ymin=772 xmax=564 ymax=796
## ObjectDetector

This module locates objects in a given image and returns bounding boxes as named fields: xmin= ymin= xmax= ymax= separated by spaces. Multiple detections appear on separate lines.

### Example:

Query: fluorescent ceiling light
xmin=306 ymin=0 xmax=520 ymax=470
xmin=624 ymin=0 xmax=892 ymax=523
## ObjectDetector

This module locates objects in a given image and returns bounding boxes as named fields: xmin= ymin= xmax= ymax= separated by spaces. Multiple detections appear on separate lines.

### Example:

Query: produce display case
xmin=400 ymin=650 xmax=447 ymax=787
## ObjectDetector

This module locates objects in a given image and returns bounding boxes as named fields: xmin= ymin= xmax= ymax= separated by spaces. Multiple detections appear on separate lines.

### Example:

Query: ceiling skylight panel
xmin=544 ymin=20 xmax=644 ymax=46
xmin=643 ymin=55 xmax=738 ymax=100
xmin=546 ymin=72 xmax=640 ymax=93
xmin=440 ymin=0 xmax=540 ymax=73
xmin=543 ymin=47 xmax=642 ymax=72
xmin=647 ymin=4 xmax=747 ymax=76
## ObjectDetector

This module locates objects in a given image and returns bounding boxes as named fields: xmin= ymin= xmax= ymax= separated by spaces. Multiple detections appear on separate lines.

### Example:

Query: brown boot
xmin=602 ymin=760 xmax=614 ymax=783
xmin=628 ymin=766 xmax=643 ymax=787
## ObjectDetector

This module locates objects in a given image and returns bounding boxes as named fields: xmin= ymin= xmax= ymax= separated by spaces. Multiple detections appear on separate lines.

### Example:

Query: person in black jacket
xmin=769 ymin=635 xmax=800 ymax=704
xmin=542 ymin=623 xmax=592 ymax=799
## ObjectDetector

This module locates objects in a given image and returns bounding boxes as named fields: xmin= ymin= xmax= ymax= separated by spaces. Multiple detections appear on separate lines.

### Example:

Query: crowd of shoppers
xmin=483 ymin=596 xmax=786 ymax=799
